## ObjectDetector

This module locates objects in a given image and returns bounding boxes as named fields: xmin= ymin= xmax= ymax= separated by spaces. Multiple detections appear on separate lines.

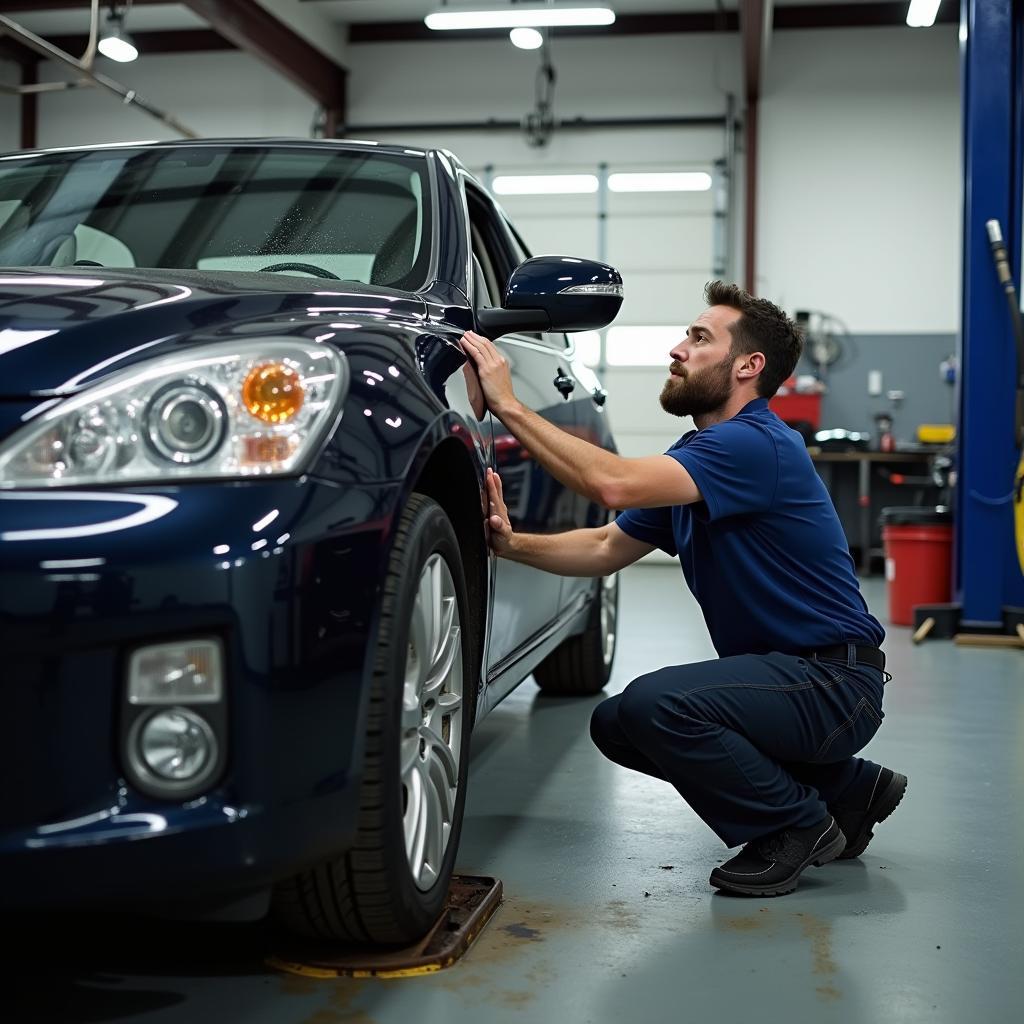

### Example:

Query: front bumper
xmin=0 ymin=475 xmax=400 ymax=908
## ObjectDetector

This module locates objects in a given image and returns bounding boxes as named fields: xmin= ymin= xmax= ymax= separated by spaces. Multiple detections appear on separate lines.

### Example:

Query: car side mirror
xmin=476 ymin=256 xmax=623 ymax=340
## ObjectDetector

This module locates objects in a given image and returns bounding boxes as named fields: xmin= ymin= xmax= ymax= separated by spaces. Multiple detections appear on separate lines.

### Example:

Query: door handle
xmin=553 ymin=371 xmax=575 ymax=399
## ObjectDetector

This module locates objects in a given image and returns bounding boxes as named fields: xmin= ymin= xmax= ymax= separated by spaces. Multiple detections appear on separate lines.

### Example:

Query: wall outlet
xmin=868 ymin=370 xmax=883 ymax=396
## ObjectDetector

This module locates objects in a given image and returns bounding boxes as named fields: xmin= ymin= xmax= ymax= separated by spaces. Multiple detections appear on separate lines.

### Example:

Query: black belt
xmin=806 ymin=643 xmax=885 ymax=671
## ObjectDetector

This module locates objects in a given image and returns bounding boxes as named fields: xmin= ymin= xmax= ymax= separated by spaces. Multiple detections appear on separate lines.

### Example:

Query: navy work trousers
xmin=589 ymin=646 xmax=885 ymax=847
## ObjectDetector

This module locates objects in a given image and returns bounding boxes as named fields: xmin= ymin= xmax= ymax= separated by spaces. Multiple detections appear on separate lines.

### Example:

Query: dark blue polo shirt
xmin=616 ymin=398 xmax=884 ymax=658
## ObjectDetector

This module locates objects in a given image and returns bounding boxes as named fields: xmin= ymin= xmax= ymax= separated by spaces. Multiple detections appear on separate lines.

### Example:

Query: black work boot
xmin=709 ymin=815 xmax=846 ymax=897
xmin=830 ymin=767 xmax=908 ymax=860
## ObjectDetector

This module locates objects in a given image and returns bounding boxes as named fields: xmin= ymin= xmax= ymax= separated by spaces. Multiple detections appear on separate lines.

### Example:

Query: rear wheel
xmin=273 ymin=493 xmax=474 ymax=944
xmin=533 ymin=571 xmax=618 ymax=695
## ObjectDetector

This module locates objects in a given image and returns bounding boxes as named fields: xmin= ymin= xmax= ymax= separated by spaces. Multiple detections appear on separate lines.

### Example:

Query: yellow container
xmin=917 ymin=424 xmax=955 ymax=444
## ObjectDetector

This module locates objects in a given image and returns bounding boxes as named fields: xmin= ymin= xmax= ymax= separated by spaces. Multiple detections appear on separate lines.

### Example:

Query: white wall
xmin=759 ymin=26 xmax=961 ymax=333
xmin=30 ymin=51 xmax=318 ymax=148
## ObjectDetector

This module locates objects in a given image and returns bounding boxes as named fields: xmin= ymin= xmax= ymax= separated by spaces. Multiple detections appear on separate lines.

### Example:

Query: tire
xmin=273 ymin=493 xmax=475 ymax=945
xmin=533 ymin=571 xmax=619 ymax=696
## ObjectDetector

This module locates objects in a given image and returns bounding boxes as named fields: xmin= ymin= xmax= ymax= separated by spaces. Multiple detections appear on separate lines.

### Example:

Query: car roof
xmin=3 ymin=137 xmax=445 ymax=162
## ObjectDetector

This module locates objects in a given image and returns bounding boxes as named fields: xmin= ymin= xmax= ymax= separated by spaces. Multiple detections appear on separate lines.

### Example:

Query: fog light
xmin=128 ymin=639 xmax=223 ymax=704
xmin=133 ymin=708 xmax=218 ymax=784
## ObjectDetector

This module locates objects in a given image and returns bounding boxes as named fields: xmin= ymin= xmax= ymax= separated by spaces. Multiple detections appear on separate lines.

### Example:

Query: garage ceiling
xmin=0 ymin=1 xmax=956 ymax=42
xmin=0 ymin=0 xmax=957 ymax=142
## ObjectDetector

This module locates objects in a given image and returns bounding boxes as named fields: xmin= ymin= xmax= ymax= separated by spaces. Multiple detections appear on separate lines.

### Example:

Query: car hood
xmin=0 ymin=267 xmax=430 ymax=397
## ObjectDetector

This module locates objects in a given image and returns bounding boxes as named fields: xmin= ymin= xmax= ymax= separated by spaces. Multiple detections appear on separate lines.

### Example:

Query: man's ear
xmin=736 ymin=351 xmax=766 ymax=381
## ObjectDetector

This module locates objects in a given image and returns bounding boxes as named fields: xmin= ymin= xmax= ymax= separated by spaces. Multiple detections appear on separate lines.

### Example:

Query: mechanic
xmin=459 ymin=280 xmax=907 ymax=897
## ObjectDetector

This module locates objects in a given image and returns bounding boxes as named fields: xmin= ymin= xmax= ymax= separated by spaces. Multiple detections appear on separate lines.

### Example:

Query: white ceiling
xmin=4 ymin=0 xmax=915 ymax=38
xmin=8 ymin=5 xmax=208 ymax=36
xmin=312 ymin=0 xmax=738 ymax=22
xmin=311 ymin=0 xmax=907 ymax=21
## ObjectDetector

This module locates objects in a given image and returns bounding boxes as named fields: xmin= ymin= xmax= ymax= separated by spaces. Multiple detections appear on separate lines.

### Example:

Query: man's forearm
xmin=503 ymin=527 xmax=613 ymax=577
xmin=496 ymin=400 xmax=620 ymax=507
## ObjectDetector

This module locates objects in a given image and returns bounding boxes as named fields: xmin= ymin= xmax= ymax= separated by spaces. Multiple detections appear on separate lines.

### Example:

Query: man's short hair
xmin=704 ymin=281 xmax=803 ymax=398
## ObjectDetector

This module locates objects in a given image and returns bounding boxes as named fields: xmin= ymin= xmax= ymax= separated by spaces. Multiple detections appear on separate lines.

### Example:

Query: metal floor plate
xmin=266 ymin=875 xmax=503 ymax=979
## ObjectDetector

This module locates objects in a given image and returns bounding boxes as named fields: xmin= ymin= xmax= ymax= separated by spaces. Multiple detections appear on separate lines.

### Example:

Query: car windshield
xmin=0 ymin=144 xmax=432 ymax=290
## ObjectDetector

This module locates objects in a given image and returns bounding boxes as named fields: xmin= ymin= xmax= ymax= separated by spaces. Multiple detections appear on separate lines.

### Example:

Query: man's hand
xmin=459 ymin=331 xmax=519 ymax=417
xmin=485 ymin=468 xmax=514 ymax=556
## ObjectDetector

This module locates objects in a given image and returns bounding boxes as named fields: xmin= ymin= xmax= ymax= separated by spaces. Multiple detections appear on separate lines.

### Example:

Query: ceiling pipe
xmin=0 ymin=9 xmax=198 ymax=139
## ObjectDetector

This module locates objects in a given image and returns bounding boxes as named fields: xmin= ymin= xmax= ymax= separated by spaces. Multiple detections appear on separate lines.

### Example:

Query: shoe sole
xmin=709 ymin=830 xmax=847 ymax=897
xmin=837 ymin=772 xmax=908 ymax=860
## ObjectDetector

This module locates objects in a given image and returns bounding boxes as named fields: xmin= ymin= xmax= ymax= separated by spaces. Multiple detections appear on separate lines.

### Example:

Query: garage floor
xmin=6 ymin=564 xmax=1023 ymax=1023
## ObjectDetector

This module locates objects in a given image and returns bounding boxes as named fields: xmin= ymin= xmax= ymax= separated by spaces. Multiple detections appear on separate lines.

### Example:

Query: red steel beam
xmin=740 ymin=0 xmax=770 ymax=293
xmin=20 ymin=57 xmax=36 ymax=148
xmin=182 ymin=0 xmax=345 ymax=122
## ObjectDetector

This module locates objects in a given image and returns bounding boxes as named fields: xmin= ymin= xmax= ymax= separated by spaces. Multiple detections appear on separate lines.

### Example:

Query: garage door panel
xmin=608 ymin=215 xmax=714 ymax=265
xmin=616 ymin=271 xmax=712 ymax=323
xmin=505 ymin=217 xmax=599 ymax=260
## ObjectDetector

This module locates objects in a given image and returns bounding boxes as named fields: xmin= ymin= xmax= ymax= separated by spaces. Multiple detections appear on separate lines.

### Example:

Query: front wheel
xmin=533 ymin=571 xmax=618 ymax=695
xmin=273 ymin=493 xmax=474 ymax=944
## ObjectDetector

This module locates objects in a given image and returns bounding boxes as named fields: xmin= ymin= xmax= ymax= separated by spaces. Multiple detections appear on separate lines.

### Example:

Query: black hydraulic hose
xmin=986 ymin=219 xmax=1024 ymax=445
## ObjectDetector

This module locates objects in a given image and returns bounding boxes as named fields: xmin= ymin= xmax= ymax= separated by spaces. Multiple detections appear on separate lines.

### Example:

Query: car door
xmin=493 ymin=210 xmax=617 ymax=624
xmin=465 ymin=186 xmax=577 ymax=678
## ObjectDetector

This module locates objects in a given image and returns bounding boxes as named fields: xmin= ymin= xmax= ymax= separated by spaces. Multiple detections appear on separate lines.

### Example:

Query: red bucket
xmin=880 ymin=507 xmax=953 ymax=626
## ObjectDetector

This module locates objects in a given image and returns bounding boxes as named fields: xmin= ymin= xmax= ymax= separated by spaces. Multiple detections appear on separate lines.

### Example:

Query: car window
xmin=469 ymin=221 xmax=501 ymax=308
xmin=0 ymin=146 xmax=432 ymax=290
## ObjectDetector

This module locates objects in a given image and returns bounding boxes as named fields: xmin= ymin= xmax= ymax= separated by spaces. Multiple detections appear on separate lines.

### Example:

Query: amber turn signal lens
xmin=241 ymin=434 xmax=298 ymax=465
xmin=241 ymin=363 xmax=304 ymax=423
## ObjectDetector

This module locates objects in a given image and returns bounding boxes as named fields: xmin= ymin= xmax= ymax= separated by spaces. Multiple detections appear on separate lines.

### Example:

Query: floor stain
xmin=796 ymin=912 xmax=841 ymax=1001
xmin=500 ymin=922 xmax=543 ymax=941
xmin=718 ymin=914 xmax=768 ymax=932
xmin=290 ymin=978 xmax=373 ymax=1024
xmin=494 ymin=989 xmax=535 ymax=1008
xmin=601 ymin=900 xmax=642 ymax=931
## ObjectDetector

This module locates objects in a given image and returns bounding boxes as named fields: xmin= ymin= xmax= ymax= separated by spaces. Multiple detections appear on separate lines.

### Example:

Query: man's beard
xmin=659 ymin=354 xmax=734 ymax=417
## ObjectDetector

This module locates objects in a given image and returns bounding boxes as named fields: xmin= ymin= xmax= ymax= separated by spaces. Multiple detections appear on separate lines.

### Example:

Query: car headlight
xmin=0 ymin=340 xmax=348 ymax=488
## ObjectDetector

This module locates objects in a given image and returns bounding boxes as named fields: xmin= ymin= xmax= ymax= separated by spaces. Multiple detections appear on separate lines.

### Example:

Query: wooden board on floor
xmin=953 ymin=631 xmax=1024 ymax=648
xmin=266 ymin=875 xmax=503 ymax=979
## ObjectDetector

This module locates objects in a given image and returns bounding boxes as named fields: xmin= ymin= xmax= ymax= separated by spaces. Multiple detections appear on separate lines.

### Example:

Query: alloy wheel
xmin=401 ymin=553 xmax=464 ymax=892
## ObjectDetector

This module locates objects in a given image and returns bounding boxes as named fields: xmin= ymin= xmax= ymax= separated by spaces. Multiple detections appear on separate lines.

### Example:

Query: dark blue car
xmin=0 ymin=139 xmax=622 ymax=946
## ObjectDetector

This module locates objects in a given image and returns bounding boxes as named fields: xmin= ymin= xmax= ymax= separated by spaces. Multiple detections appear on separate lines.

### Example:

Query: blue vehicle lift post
xmin=917 ymin=0 xmax=1024 ymax=639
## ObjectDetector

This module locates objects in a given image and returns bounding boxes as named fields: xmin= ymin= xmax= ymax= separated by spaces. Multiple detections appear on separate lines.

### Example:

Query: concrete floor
xmin=6 ymin=564 xmax=1024 ymax=1023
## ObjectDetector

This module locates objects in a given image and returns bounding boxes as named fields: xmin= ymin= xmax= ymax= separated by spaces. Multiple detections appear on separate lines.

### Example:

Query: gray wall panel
xmin=803 ymin=333 xmax=958 ymax=442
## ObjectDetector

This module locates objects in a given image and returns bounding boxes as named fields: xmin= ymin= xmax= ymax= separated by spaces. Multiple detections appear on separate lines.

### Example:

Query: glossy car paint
xmin=0 ymin=140 xmax=618 ymax=912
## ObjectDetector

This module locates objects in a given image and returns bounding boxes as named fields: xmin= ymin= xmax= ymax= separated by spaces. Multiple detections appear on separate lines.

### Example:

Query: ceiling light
xmin=510 ymin=27 xmax=545 ymax=49
xmin=493 ymin=174 xmax=599 ymax=195
xmin=425 ymin=5 xmax=615 ymax=31
xmin=906 ymin=0 xmax=941 ymax=27
xmin=608 ymin=172 xmax=713 ymax=193
xmin=98 ymin=13 xmax=139 ymax=63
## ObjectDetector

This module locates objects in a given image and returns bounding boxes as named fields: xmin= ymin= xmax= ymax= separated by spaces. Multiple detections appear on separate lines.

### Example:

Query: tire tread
xmin=274 ymin=494 xmax=468 ymax=944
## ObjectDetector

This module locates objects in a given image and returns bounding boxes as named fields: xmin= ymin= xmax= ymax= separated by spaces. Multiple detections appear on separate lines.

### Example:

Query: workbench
xmin=809 ymin=450 xmax=938 ymax=574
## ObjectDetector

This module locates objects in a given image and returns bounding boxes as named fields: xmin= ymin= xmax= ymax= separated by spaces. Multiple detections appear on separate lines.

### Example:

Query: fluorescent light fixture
xmin=906 ymin=0 xmax=942 ymax=27
xmin=510 ymin=27 xmax=545 ymax=49
xmin=606 ymin=326 xmax=685 ymax=366
xmin=609 ymin=172 xmax=713 ymax=193
xmin=98 ymin=14 xmax=139 ymax=62
xmin=426 ymin=5 xmax=615 ymax=30
xmin=493 ymin=174 xmax=598 ymax=195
